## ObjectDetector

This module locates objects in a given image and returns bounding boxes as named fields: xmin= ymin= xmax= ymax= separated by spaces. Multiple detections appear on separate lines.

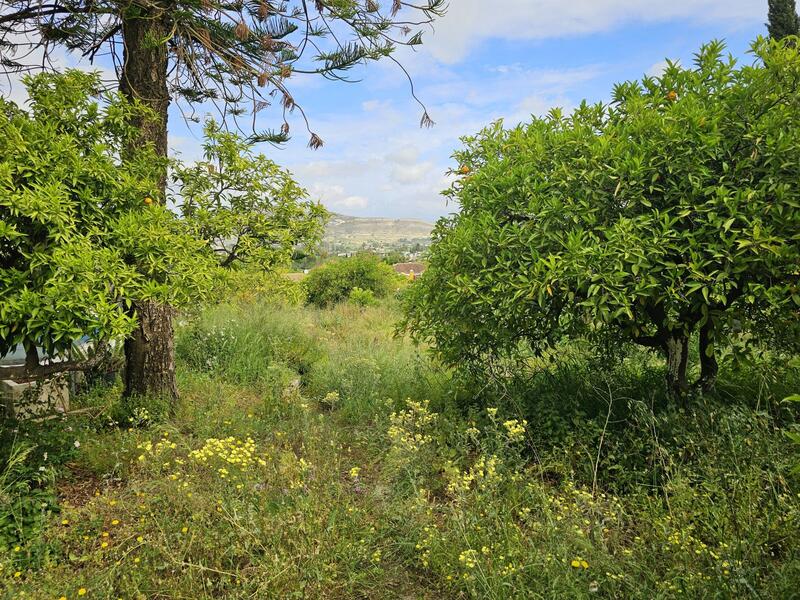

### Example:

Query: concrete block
xmin=0 ymin=377 xmax=70 ymax=420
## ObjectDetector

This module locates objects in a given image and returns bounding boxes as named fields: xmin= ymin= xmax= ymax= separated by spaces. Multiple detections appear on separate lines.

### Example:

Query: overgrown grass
xmin=1 ymin=298 xmax=798 ymax=598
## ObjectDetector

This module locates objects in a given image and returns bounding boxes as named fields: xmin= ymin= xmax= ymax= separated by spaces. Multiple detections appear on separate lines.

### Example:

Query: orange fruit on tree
xmin=459 ymin=165 xmax=470 ymax=175
xmin=144 ymin=196 xmax=153 ymax=205
xmin=666 ymin=90 xmax=678 ymax=102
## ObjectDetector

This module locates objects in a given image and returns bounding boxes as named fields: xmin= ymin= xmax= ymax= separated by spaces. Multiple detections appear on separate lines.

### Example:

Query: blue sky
xmin=3 ymin=1 xmax=770 ymax=222
xmin=225 ymin=0 xmax=767 ymax=222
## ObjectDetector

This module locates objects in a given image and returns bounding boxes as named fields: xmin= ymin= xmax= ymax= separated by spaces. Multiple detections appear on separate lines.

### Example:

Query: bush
xmin=348 ymin=287 xmax=377 ymax=308
xmin=304 ymin=254 xmax=398 ymax=308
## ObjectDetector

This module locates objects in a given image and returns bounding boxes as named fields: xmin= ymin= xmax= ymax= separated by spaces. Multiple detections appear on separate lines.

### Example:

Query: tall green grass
xmin=2 ymin=297 xmax=798 ymax=598
xmin=176 ymin=300 xmax=453 ymax=425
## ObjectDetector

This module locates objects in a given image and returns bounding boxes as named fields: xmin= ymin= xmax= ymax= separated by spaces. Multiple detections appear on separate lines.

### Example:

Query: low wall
xmin=1 ymin=377 xmax=70 ymax=420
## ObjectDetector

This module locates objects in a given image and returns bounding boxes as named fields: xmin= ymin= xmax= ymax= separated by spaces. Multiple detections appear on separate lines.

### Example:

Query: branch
xmin=0 ymin=5 xmax=77 ymax=26
xmin=0 ymin=342 xmax=112 ymax=383
xmin=632 ymin=334 xmax=665 ymax=349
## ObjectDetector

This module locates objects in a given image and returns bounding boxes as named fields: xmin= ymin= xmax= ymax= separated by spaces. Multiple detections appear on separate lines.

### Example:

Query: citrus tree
xmin=174 ymin=120 xmax=326 ymax=270
xmin=305 ymin=253 xmax=398 ymax=307
xmin=0 ymin=71 xmax=212 ymax=385
xmin=403 ymin=38 xmax=800 ymax=399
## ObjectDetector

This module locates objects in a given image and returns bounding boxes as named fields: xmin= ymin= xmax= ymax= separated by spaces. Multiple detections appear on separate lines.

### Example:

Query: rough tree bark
xmin=119 ymin=2 xmax=177 ymax=400
xmin=663 ymin=333 xmax=690 ymax=402
xmin=119 ymin=1 xmax=170 ymax=181
xmin=697 ymin=321 xmax=718 ymax=394
xmin=123 ymin=301 xmax=178 ymax=400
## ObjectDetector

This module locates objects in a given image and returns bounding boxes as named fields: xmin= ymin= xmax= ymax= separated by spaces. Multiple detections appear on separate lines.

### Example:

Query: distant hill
xmin=323 ymin=214 xmax=434 ymax=248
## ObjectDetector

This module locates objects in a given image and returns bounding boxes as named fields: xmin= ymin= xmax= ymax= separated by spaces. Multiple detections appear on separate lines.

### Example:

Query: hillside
xmin=323 ymin=213 xmax=434 ymax=249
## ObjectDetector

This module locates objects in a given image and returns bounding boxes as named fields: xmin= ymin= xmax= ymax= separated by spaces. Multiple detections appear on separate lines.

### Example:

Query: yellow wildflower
xmin=570 ymin=557 xmax=589 ymax=569
xmin=459 ymin=549 xmax=479 ymax=569
xmin=502 ymin=419 xmax=527 ymax=442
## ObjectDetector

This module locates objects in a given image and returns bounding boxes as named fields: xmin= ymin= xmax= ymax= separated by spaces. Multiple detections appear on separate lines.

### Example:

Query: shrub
xmin=348 ymin=287 xmax=377 ymax=308
xmin=304 ymin=254 xmax=398 ymax=308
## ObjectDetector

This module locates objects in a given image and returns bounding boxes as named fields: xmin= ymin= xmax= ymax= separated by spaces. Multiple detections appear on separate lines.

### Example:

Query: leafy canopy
xmin=0 ymin=71 xmax=213 ymax=370
xmin=174 ymin=120 xmax=327 ymax=270
xmin=0 ymin=0 xmax=445 ymax=145
xmin=403 ymin=39 xmax=800 ymax=388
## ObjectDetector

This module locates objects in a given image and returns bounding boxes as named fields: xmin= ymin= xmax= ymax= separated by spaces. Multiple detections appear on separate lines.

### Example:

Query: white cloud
xmin=390 ymin=161 xmax=435 ymax=184
xmin=386 ymin=145 xmax=420 ymax=165
xmin=337 ymin=195 xmax=369 ymax=209
xmin=646 ymin=59 xmax=678 ymax=77
xmin=267 ymin=57 xmax=608 ymax=220
xmin=362 ymin=99 xmax=393 ymax=112
xmin=308 ymin=183 xmax=370 ymax=211
xmin=425 ymin=0 xmax=762 ymax=63
xmin=419 ymin=65 xmax=603 ymax=110
xmin=515 ymin=94 xmax=573 ymax=119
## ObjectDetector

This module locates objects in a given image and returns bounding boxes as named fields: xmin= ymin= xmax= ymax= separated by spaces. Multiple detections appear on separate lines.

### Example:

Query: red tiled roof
xmin=392 ymin=262 xmax=425 ymax=274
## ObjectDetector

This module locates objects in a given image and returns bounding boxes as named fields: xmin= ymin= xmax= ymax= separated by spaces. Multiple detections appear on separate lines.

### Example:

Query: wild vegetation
xmin=1 ymin=292 xmax=798 ymax=598
xmin=303 ymin=253 xmax=402 ymax=308
xmin=1 ymin=6 xmax=799 ymax=599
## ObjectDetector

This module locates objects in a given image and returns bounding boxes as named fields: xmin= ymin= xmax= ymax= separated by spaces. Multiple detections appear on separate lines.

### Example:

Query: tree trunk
xmin=120 ymin=4 xmax=176 ymax=400
xmin=119 ymin=2 xmax=170 ymax=185
xmin=664 ymin=333 xmax=690 ymax=403
xmin=697 ymin=322 xmax=718 ymax=394
xmin=123 ymin=301 xmax=178 ymax=400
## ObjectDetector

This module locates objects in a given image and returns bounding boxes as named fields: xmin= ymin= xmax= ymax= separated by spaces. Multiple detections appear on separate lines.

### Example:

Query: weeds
xmin=1 ymin=298 xmax=798 ymax=598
